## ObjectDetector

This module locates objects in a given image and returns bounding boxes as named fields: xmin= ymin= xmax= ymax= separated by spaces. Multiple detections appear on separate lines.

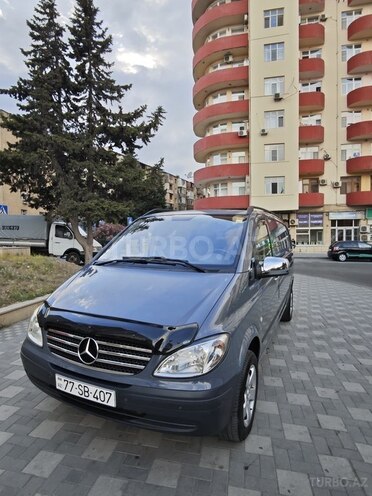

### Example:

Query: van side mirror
xmin=259 ymin=256 xmax=289 ymax=278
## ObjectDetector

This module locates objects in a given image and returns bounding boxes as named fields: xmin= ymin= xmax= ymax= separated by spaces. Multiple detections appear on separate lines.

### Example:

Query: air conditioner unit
xmin=260 ymin=128 xmax=268 ymax=136
xmin=323 ymin=153 xmax=331 ymax=161
xmin=244 ymin=14 xmax=248 ymax=25
xmin=333 ymin=181 xmax=341 ymax=188
xmin=361 ymin=234 xmax=368 ymax=242
xmin=319 ymin=179 xmax=327 ymax=186
xmin=319 ymin=14 xmax=327 ymax=22
xmin=224 ymin=53 xmax=233 ymax=63
xmin=238 ymin=129 xmax=248 ymax=137
xmin=289 ymin=219 xmax=298 ymax=226
xmin=360 ymin=225 xmax=368 ymax=233
xmin=274 ymin=92 xmax=282 ymax=101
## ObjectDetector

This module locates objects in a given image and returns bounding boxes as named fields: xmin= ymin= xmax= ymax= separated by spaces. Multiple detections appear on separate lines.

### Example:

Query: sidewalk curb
xmin=0 ymin=294 xmax=50 ymax=329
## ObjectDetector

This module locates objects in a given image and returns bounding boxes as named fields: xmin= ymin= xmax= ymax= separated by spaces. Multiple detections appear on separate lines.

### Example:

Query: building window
xmin=299 ymin=146 xmax=319 ymax=159
xmin=232 ymin=181 xmax=246 ymax=196
xmin=341 ymin=144 xmax=361 ymax=161
xmin=296 ymin=213 xmax=323 ymax=245
xmin=231 ymin=90 xmax=245 ymax=101
xmin=300 ymin=16 xmax=321 ymax=24
xmin=302 ymin=178 xmax=319 ymax=193
xmin=264 ymin=8 xmax=284 ymax=28
xmin=340 ymin=176 xmax=360 ymax=194
xmin=264 ymin=76 xmax=285 ymax=95
xmin=210 ymin=91 xmax=227 ymax=105
xmin=265 ymin=176 xmax=285 ymax=195
xmin=341 ymin=111 xmax=361 ymax=127
xmin=300 ymin=114 xmax=321 ymax=126
xmin=264 ymin=144 xmax=285 ymax=161
xmin=207 ymin=25 xmax=245 ymax=42
xmin=300 ymin=81 xmax=322 ymax=92
xmin=208 ymin=152 xmax=228 ymax=165
xmin=213 ymin=182 xmax=228 ymax=197
xmin=264 ymin=42 xmax=284 ymax=62
xmin=210 ymin=122 xmax=227 ymax=134
xmin=341 ymin=77 xmax=362 ymax=95
xmin=301 ymin=49 xmax=322 ymax=59
xmin=264 ymin=110 xmax=284 ymax=128
xmin=232 ymin=121 xmax=246 ymax=132
xmin=231 ymin=151 xmax=246 ymax=163
xmin=341 ymin=10 xmax=362 ymax=30
xmin=341 ymin=44 xmax=362 ymax=62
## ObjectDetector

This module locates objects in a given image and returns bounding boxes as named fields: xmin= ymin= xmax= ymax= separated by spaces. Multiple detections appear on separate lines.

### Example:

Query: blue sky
xmin=0 ymin=0 xmax=197 ymax=179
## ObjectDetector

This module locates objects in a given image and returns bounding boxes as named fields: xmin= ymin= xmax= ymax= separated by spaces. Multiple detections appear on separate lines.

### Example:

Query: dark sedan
xmin=327 ymin=240 xmax=372 ymax=262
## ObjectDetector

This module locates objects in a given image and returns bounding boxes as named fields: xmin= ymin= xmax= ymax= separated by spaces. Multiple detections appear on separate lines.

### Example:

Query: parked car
xmin=327 ymin=240 xmax=372 ymax=262
xmin=21 ymin=207 xmax=294 ymax=442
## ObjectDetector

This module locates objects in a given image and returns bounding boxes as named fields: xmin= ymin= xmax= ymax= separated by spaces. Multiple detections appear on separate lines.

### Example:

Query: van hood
xmin=47 ymin=265 xmax=234 ymax=327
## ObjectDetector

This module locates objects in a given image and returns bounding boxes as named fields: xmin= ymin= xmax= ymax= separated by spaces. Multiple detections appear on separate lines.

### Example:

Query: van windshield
xmin=97 ymin=214 xmax=246 ymax=271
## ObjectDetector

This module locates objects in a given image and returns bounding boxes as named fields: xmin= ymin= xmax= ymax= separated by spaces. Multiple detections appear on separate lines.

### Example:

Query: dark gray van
xmin=21 ymin=207 xmax=293 ymax=441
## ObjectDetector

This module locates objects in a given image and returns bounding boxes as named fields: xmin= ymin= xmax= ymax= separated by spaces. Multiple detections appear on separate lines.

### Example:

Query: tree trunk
xmin=70 ymin=216 xmax=94 ymax=264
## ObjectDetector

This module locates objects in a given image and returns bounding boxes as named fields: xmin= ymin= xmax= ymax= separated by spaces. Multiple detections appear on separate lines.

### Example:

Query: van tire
xmin=280 ymin=287 xmax=293 ymax=322
xmin=65 ymin=251 xmax=81 ymax=265
xmin=220 ymin=351 xmax=258 ymax=442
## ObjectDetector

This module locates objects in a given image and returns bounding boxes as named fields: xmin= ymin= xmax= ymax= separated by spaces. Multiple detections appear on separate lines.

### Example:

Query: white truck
xmin=0 ymin=215 xmax=101 ymax=264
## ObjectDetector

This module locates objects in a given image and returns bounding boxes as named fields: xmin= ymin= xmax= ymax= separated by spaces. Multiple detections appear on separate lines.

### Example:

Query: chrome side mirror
xmin=260 ymin=256 xmax=289 ymax=278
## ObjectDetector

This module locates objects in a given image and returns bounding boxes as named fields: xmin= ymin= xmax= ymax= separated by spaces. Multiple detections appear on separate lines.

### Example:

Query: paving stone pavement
xmin=0 ymin=272 xmax=371 ymax=496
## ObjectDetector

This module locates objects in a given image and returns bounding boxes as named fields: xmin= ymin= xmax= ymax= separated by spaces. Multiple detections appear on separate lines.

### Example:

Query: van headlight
xmin=27 ymin=306 xmax=43 ymax=347
xmin=154 ymin=334 xmax=229 ymax=378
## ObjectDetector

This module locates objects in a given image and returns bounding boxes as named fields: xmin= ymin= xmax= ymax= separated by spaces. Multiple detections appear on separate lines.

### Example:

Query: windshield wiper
xmin=94 ymin=256 xmax=205 ymax=272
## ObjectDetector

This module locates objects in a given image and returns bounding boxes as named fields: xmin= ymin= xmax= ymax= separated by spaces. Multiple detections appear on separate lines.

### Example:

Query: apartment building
xmin=163 ymin=173 xmax=196 ymax=210
xmin=192 ymin=0 xmax=372 ymax=247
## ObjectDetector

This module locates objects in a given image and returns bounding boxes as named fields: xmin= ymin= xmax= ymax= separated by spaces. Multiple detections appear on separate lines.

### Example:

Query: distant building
xmin=163 ymin=172 xmax=196 ymax=210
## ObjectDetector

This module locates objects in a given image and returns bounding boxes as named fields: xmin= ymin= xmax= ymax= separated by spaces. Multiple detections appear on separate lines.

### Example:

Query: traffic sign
xmin=0 ymin=205 xmax=8 ymax=214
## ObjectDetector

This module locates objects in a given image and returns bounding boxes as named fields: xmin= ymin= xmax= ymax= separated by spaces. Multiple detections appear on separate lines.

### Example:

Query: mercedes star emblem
xmin=78 ymin=337 xmax=99 ymax=365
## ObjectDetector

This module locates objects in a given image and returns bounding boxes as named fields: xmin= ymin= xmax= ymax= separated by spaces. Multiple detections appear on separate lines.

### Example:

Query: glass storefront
xmin=296 ymin=213 xmax=323 ymax=245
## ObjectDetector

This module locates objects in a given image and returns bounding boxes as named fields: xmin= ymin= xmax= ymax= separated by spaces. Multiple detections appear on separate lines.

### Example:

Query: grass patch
xmin=0 ymin=255 xmax=80 ymax=308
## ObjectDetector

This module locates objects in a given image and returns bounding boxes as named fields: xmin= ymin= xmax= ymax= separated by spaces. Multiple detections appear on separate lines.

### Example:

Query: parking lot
xmin=0 ymin=261 xmax=372 ymax=496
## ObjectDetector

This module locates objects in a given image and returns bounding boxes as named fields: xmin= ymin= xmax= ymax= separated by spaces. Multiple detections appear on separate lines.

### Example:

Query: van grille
xmin=46 ymin=328 xmax=153 ymax=375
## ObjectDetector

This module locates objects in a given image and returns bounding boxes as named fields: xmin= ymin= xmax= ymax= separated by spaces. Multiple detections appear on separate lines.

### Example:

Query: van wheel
xmin=338 ymin=253 xmax=347 ymax=262
xmin=65 ymin=251 xmax=81 ymax=265
xmin=281 ymin=287 xmax=293 ymax=322
xmin=220 ymin=351 xmax=258 ymax=442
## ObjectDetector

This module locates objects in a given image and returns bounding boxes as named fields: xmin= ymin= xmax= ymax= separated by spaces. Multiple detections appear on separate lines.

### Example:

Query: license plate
xmin=55 ymin=374 xmax=116 ymax=408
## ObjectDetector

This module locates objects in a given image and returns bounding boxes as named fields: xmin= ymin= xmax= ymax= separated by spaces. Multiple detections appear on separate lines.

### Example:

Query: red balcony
xmin=348 ymin=0 xmax=372 ymax=5
xmin=299 ymin=192 xmax=324 ymax=207
xmin=348 ymin=15 xmax=372 ymax=41
xmin=194 ymin=195 xmax=249 ymax=210
xmin=299 ymin=23 xmax=325 ymax=48
xmin=194 ymin=132 xmax=249 ymax=163
xmin=192 ymin=0 xmax=212 ymax=23
xmin=347 ymin=155 xmax=372 ymax=173
xmin=299 ymin=159 xmax=325 ymax=177
xmin=299 ymin=0 xmax=325 ymax=15
xmin=193 ymin=66 xmax=248 ymax=109
xmin=299 ymin=58 xmax=324 ymax=80
xmin=194 ymin=163 xmax=249 ymax=185
xmin=346 ymin=191 xmax=372 ymax=206
xmin=193 ymin=100 xmax=249 ymax=137
xmin=347 ymin=51 xmax=372 ymax=75
xmin=299 ymin=125 xmax=324 ymax=144
xmin=193 ymin=34 xmax=248 ymax=80
xmin=299 ymin=91 xmax=325 ymax=112
xmin=193 ymin=0 xmax=247 ymax=52
xmin=347 ymin=120 xmax=372 ymax=141
xmin=347 ymin=86 xmax=372 ymax=108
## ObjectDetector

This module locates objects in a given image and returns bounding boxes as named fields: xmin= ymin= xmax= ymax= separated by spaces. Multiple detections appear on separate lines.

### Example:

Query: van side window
xmin=55 ymin=225 xmax=73 ymax=240
xmin=253 ymin=220 xmax=272 ymax=262
xmin=267 ymin=218 xmax=290 ymax=256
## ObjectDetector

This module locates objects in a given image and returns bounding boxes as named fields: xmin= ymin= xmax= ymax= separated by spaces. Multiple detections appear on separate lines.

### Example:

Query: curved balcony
xmin=347 ymin=51 xmax=372 ymax=75
xmin=194 ymin=163 xmax=249 ymax=185
xmin=347 ymin=120 xmax=372 ymax=141
xmin=299 ymin=125 xmax=324 ymax=144
xmin=193 ymin=1 xmax=247 ymax=52
xmin=193 ymin=34 xmax=248 ymax=80
xmin=299 ymin=159 xmax=325 ymax=177
xmin=194 ymin=132 xmax=249 ymax=163
xmin=348 ymin=15 xmax=372 ymax=41
xmin=347 ymin=86 xmax=372 ymax=108
xmin=193 ymin=66 xmax=248 ymax=109
xmin=299 ymin=192 xmax=324 ymax=207
xmin=193 ymin=100 xmax=249 ymax=137
xmin=299 ymin=91 xmax=325 ymax=112
xmin=299 ymin=0 xmax=325 ymax=15
xmin=192 ymin=0 xmax=213 ymax=23
xmin=348 ymin=0 xmax=372 ymax=5
xmin=346 ymin=191 xmax=372 ymax=206
xmin=299 ymin=23 xmax=325 ymax=48
xmin=299 ymin=58 xmax=325 ymax=80
xmin=347 ymin=155 xmax=372 ymax=174
xmin=194 ymin=195 xmax=249 ymax=210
